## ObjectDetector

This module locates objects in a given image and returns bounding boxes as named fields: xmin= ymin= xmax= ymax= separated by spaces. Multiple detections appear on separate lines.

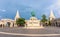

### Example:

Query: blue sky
xmin=0 ymin=0 xmax=60 ymax=20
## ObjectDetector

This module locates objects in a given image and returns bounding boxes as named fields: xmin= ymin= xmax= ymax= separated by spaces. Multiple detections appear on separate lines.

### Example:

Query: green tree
xmin=48 ymin=21 xmax=51 ymax=26
xmin=41 ymin=14 xmax=47 ymax=25
xmin=16 ymin=18 xmax=25 ymax=27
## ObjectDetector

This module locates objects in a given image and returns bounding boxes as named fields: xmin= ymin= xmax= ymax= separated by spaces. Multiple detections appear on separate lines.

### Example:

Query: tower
xmin=49 ymin=10 xmax=55 ymax=21
xmin=15 ymin=10 xmax=20 ymax=21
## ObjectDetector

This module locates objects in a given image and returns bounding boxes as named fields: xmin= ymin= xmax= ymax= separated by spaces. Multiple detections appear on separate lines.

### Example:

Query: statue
xmin=31 ymin=11 xmax=35 ymax=17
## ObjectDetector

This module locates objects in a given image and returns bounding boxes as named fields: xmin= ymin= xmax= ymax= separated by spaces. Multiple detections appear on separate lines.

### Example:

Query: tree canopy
xmin=41 ymin=14 xmax=47 ymax=23
xmin=16 ymin=18 xmax=25 ymax=27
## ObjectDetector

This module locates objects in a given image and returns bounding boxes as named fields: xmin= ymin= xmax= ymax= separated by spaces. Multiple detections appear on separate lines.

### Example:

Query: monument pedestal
xmin=25 ymin=26 xmax=44 ymax=29
xmin=26 ymin=17 xmax=44 ymax=29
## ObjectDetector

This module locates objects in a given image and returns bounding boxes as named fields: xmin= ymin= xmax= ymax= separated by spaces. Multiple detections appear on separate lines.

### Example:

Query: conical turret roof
xmin=49 ymin=10 xmax=55 ymax=18
xmin=15 ymin=10 xmax=20 ymax=21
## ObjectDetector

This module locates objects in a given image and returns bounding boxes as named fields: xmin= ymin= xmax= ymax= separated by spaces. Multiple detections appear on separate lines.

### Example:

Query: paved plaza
xmin=0 ymin=26 xmax=60 ymax=37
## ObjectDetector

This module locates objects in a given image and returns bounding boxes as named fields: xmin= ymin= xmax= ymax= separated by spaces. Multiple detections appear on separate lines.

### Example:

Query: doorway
xmin=6 ymin=22 xmax=11 ymax=27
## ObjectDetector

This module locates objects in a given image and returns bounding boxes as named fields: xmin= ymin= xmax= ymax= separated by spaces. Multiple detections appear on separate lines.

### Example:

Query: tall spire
xmin=49 ymin=10 xmax=55 ymax=21
xmin=15 ymin=10 xmax=20 ymax=21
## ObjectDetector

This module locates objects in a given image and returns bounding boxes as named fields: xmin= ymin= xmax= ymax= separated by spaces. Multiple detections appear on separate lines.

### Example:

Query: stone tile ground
xmin=0 ymin=26 xmax=60 ymax=37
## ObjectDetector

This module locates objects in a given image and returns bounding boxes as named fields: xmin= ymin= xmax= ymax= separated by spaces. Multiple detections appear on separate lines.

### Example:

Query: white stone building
xmin=0 ymin=10 xmax=20 ymax=27
xmin=0 ymin=10 xmax=55 ymax=27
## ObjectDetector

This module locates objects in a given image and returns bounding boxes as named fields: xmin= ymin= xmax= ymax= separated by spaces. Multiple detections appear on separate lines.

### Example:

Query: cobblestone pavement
xmin=0 ymin=26 xmax=60 ymax=34
xmin=0 ymin=26 xmax=60 ymax=37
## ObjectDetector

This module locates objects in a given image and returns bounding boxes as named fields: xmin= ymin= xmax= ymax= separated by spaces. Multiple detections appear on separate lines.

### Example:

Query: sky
xmin=0 ymin=0 xmax=60 ymax=20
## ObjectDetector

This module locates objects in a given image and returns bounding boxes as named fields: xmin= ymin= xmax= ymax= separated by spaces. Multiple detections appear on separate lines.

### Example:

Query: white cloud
xmin=46 ymin=0 xmax=60 ymax=10
xmin=45 ymin=0 xmax=60 ymax=14
xmin=0 ymin=9 xmax=6 ymax=12
xmin=44 ymin=0 xmax=60 ymax=17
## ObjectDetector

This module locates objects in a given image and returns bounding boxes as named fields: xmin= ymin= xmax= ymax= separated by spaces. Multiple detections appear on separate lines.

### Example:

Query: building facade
xmin=0 ymin=10 xmax=56 ymax=27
